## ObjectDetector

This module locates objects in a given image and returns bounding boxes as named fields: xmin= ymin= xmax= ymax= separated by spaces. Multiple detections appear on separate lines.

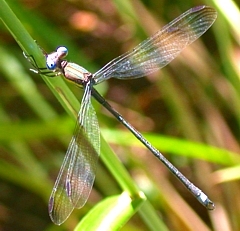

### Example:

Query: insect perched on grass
xmin=26 ymin=5 xmax=217 ymax=225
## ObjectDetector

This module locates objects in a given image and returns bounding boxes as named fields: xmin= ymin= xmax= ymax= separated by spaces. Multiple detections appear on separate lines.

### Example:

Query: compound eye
xmin=46 ymin=58 xmax=57 ymax=70
xmin=57 ymin=46 xmax=68 ymax=59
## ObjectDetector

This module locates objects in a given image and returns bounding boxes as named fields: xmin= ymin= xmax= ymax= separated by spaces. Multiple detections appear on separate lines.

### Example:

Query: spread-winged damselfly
xmin=26 ymin=5 xmax=217 ymax=225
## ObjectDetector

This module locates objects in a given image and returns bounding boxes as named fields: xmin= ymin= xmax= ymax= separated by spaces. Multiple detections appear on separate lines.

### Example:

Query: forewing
xmin=48 ymin=83 xmax=100 ymax=225
xmin=94 ymin=6 xmax=217 ymax=83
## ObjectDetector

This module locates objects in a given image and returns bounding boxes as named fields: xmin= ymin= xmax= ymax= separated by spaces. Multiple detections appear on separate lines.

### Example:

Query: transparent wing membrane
xmin=49 ymin=83 xmax=100 ymax=225
xmin=94 ymin=6 xmax=217 ymax=83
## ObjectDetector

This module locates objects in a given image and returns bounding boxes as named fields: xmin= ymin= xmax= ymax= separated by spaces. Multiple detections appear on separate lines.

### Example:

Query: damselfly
xmin=26 ymin=5 xmax=217 ymax=225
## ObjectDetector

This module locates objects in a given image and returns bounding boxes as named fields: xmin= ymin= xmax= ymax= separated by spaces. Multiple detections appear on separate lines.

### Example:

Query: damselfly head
xmin=46 ymin=47 xmax=68 ymax=70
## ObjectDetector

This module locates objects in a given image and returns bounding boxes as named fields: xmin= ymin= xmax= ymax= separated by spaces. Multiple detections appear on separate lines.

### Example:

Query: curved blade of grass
xmin=74 ymin=192 xmax=146 ymax=231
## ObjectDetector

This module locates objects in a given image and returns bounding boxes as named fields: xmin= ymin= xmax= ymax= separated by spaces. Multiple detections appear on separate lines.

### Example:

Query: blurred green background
xmin=0 ymin=0 xmax=239 ymax=230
